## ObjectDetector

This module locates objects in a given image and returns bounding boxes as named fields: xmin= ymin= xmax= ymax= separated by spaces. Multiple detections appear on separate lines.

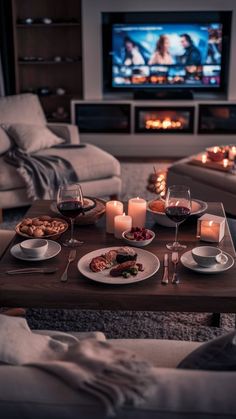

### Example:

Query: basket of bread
xmin=16 ymin=216 xmax=68 ymax=239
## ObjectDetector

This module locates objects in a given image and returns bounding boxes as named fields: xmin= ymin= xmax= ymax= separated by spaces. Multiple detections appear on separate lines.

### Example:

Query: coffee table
xmin=0 ymin=201 xmax=235 ymax=320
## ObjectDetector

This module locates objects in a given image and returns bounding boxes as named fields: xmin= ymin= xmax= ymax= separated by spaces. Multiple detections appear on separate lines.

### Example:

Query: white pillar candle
xmin=197 ymin=213 xmax=225 ymax=242
xmin=128 ymin=197 xmax=147 ymax=228
xmin=201 ymin=153 xmax=207 ymax=164
xmin=106 ymin=201 xmax=123 ymax=234
xmin=114 ymin=213 xmax=132 ymax=239
xmin=223 ymin=158 xmax=229 ymax=168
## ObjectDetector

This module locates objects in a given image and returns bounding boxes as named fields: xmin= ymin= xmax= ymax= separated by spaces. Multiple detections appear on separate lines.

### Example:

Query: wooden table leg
xmin=211 ymin=312 xmax=221 ymax=327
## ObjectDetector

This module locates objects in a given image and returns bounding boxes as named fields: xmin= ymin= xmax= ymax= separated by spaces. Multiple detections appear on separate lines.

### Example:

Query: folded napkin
xmin=0 ymin=314 xmax=157 ymax=416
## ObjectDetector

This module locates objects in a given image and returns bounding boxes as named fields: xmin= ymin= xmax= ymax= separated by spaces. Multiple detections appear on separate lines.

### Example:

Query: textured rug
xmin=1 ymin=162 xmax=236 ymax=340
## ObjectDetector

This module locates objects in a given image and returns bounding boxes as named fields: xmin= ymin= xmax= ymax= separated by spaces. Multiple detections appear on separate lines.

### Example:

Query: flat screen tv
xmin=102 ymin=11 xmax=231 ymax=96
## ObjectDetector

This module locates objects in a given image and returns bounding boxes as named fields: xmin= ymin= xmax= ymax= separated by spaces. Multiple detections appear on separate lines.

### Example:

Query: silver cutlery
xmin=171 ymin=252 xmax=179 ymax=284
xmin=5 ymin=268 xmax=58 ymax=275
xmin=60 ymin=249 xmax=77 ymax=282
xmin=161 ymin=253 xmax=169 ymax=285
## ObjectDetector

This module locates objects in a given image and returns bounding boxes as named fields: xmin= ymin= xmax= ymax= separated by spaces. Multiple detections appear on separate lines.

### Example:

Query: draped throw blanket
xmin=4 ymin=147 xmax=79 ymax=200
xmin=0 ymin=315 xmax=158 ymax=417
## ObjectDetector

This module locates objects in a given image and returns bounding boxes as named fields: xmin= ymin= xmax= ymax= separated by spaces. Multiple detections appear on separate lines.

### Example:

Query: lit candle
xmin=213 ymin=146 xmax=219 ymax=153
xmin=223 ymin=158 xmax=229 ymax=168
xmin=114 ymin=213 xmax=132 ymax=239
xmin=201 ymin=153 xmax=207 ymax=164
xmin=106 ymin=200 xmax=123 ymax=234
xmin=128 ymin=197 xmax=147 ymax=228
xmin=229 ymin=146 xmax=236 ymax=161
xmin=197 ymin=213 xmax=225 ymax=242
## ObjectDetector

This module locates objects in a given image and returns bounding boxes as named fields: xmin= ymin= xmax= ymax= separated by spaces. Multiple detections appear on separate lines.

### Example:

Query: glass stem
xmin=175 ymin=223 xmax=179 ymax=244
xmin=70 ymin=218 xmax=74 ymax=242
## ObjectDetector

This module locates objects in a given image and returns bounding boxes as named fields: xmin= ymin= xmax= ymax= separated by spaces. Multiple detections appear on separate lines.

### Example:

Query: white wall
xmin=81 ymin=0 xmax=236 ymax=157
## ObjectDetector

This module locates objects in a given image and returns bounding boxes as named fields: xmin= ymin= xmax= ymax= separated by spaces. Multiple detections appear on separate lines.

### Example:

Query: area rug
xmin=1 ymin=162 xmax=235 ymax=341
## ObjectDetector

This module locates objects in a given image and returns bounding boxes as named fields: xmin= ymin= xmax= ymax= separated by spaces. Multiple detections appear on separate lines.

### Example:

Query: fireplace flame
xmin=145 ymin=117 xmax=182 ymax=130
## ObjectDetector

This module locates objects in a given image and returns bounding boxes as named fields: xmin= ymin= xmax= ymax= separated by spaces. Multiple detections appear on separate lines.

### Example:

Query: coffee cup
xmin=191 ymin=246 xmax=228 ymax=268
xmin=20 ymin=239 xmax=48 ymax=258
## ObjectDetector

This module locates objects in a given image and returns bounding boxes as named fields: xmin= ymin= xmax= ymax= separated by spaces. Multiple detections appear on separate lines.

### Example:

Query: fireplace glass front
xmin=135 ymin=107 xmax=194 ymax=134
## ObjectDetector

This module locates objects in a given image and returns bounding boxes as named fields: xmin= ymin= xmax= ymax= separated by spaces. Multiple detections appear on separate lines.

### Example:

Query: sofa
xmin=0 ymin=328 xmax=235 ymax=419
xmin=167 ymin=155 xmax=236 ymax=216
xmin=0 ymin=94 xmax=121 ymax=210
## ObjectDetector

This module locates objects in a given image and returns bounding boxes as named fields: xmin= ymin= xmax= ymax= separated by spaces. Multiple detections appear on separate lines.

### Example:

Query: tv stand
xmin=133 ymin=89 xmax=194 ymax=101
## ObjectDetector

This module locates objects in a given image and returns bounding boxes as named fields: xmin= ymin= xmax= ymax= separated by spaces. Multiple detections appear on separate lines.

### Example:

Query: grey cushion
xmin=4 ymin=123 xmax=64 ymax=153
xmin=47 ymin=123 xmax=80 ymax=145
xmin=0 ymin=127 xmax=11 ymax=155
xmin=37 ymin=143 xmax=121 ymax=181
xmin=0 ymin=94 xmax=46 ymax=125
xmin=178 ymin=331 xmax=236 ymax=370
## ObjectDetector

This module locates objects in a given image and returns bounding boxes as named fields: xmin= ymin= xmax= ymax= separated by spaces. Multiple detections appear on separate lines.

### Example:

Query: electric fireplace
xmin=135 ymin=107 xmax=194 ymax=133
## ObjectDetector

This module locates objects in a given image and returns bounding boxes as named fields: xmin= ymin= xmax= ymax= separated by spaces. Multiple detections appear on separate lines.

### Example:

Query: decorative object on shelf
xmin=197 ymin=213 xmax=225 ymax=243
xmin=106 ymin=201 xmax=123 ymax=234
xmin=147 ymin=166 xmax=167 ymax=197
xmin=53 ymin=56 xmax=62 ymax=62
xmin=128 ymin=197 xmax=147 ymax=228
xmin=190 ymin=152 xmax=233 ymax=172
xmin=56 ymin=87 xmax=66 ymax=96
xmin=206 ymin=146 xmax=226 ymax=162
xmin=52 ymin=107 xmax=69 ymax=121
xmin=42 ymin=17 xmax=52 ymax=24
xmin=114 ymin=213 xmax=132 ymax=239
xmin=37 ymin=87 xmax=52 ymax=96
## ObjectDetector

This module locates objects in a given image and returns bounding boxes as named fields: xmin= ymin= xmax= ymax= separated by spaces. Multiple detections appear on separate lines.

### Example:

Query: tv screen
xmin=110 ymin=22 xmax=223 ymax=90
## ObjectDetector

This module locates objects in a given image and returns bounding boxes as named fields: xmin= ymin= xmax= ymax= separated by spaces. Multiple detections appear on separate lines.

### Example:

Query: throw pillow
xmin=0 ymin=127 xmax=12 ymax=155
xmin=178 ymin=331 xmax=236 ymax=370
xmin=3 ymin=123 xmax=64 ymax=153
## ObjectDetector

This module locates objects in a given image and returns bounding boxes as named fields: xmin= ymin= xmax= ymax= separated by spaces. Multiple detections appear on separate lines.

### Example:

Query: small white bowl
xmin=122 ymin=229 xmax=155 ymax=247
xmin=191 ymin=246 xmax=228 ymax=268
xmin=20 ymin=239 xmax=48 ymax=258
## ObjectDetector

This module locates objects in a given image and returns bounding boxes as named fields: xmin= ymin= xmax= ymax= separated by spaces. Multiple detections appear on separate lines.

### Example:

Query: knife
xmin=5 ymin=268 xmax=58 ymax=275
xmin=161 ymin=253 xmax=169 ymax=285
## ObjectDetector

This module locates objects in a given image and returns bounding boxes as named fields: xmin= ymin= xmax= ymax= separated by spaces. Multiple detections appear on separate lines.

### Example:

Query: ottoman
xmin=167 ymin=155 xmax=236 ymax=216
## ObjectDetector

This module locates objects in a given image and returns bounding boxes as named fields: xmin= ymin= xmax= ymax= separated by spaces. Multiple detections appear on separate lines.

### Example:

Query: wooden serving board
xmin=189 ymin=154 xmax=233 ymax=172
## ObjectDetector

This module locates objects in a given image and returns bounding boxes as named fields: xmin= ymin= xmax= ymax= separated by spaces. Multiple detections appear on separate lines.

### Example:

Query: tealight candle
xmin=197 ymin=213 xmax=225 ymax=242
xmin=114 ymin=213 xmax=132 ymax=239
xmin=128 ymin=197 xmax=147 ymax=228
xmin=229 ymin=146 xmax=236 ymax=161
xmin=106 ymin=200 xmax=123 ymax=234
xmin=201 ymin=153 xmax=207 ymax=164
xmin=223 ymin=158 xmax=229 ymax=168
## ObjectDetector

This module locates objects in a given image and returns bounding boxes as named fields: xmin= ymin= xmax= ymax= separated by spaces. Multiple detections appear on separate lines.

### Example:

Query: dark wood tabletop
xmin=0 ymin=200 xmax=236 ymax=313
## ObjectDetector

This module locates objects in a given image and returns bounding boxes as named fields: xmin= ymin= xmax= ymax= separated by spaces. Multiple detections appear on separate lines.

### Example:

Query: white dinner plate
xmin=10 ymin=240 xmax=61 ymax=261
xmin=78 ymin=246 xmax=160 ymax=284
xmin=181 ymin=250 xmax=234 ymax=274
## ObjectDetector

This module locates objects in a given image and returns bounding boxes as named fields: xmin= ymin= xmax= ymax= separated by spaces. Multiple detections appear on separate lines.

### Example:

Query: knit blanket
xmin=4 ymin=147 xmax=79 ymax=200
xmin=0 ymin=315 xmax=158 ymax=417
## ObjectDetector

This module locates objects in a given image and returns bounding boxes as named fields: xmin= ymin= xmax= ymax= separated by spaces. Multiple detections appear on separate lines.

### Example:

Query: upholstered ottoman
xmin=167 ymin=156 xmax=236 ymax=215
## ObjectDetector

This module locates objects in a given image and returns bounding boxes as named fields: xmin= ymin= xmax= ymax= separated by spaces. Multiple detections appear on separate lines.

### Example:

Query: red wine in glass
xmin=57 ymin=200 xmax=83 ymax=219
xmin=165 ymin=206 xmax=191 ymax=224
xmin=57 ymin=183 xmax=84 ymax=247
xmin=165 ymin=185 xmax=191 ymax=251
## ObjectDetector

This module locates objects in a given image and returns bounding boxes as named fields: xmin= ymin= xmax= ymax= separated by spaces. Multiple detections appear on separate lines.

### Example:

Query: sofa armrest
xmin=47 ymin=123 xmax=80 ymax=145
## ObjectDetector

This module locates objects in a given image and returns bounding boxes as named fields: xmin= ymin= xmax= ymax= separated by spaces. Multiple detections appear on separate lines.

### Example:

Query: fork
xmin=60 ymin=249 xmax=77 ymax=282
xmin=171 ymin=252 xmax=179 ymax=284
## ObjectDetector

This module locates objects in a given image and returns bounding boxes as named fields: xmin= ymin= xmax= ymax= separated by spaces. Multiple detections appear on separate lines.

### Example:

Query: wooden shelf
xmin=17 ymin=23 xmax=81 ymax=28
xmin=12 ymin=0 xmax=83 ymax=121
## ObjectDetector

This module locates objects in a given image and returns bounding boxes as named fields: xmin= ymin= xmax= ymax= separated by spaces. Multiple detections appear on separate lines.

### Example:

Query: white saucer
xmin=181 ymin=250 xmax=234 ymax=274
xmin=10 ymin=240 xmax=61 ymax=261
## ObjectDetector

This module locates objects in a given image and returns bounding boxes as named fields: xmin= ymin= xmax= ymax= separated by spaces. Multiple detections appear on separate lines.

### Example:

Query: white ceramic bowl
xmin=122 ymin=229 xmax=155 ymax=247
xmin=191 ymin=246 xmax=228 ymax=267
xmin=20 ymin=239 xmax=48 ymax=258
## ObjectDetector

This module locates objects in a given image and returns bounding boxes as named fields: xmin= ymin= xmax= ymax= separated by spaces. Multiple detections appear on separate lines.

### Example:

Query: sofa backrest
xmin=0 ymin=94 xmax=46 ymax=125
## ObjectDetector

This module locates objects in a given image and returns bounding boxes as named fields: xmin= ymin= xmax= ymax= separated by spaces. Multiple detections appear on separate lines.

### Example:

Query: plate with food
xmin=50 ymin=197 xmax=105 ymax=225
xmin=78 ymin=246 xmax=160 ymax=285
xmin=147 ymin=198 xmax=208 ymax=227
xmin=15 ymin=216 xmax=68 ymax=239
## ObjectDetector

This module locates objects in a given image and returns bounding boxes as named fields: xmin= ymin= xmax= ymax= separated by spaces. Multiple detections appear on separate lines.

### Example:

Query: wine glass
xmin=57 ymin=183 xmax=84 ymax=247
xmin=165 ymin=185 xmax=191 ymax=251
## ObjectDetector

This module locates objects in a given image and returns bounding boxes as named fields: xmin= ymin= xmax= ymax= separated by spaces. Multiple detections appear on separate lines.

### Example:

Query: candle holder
xmin=206 ymin=146 xmax=226 ymax=162
xmin=197 ymin=213 xmax=225 ymax=243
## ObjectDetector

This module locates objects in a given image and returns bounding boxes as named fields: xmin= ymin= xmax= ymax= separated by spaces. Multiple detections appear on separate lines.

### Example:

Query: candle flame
xmin=136 ymin=197 xmax=140 ymax=200
xmin=175 ymin=200 xmax=180 ymax=206
xmin=122 ymin=212 xmax=125 ymax=216
xmin=209 ymin=221 xmax=213 ymax=227
xmin=114 ymin=201 xmax=117 ymax=206
xmin=223 ymin=158 xmax=228 ymax=168
xmin=213 ymin=147 xmax=218 ymax=153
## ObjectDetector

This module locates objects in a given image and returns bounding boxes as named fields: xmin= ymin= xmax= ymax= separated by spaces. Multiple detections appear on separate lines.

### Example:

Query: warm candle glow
xmin=213 ymin=146 xmax=218 ymax=153
xmin=114 ymin=213 xmax=132 ymax=239
xmin=223 ymin=158 xmax=228 ymax=168
xmin=106 ymin=200 xmax=123 ymax=234
xmin=201 ymin=153 xmax=207 ymax=164
xmin=209 ymin=221 xmax=213 ymax=227
xmin=128 ymin=197 xmax=147 ymax=228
